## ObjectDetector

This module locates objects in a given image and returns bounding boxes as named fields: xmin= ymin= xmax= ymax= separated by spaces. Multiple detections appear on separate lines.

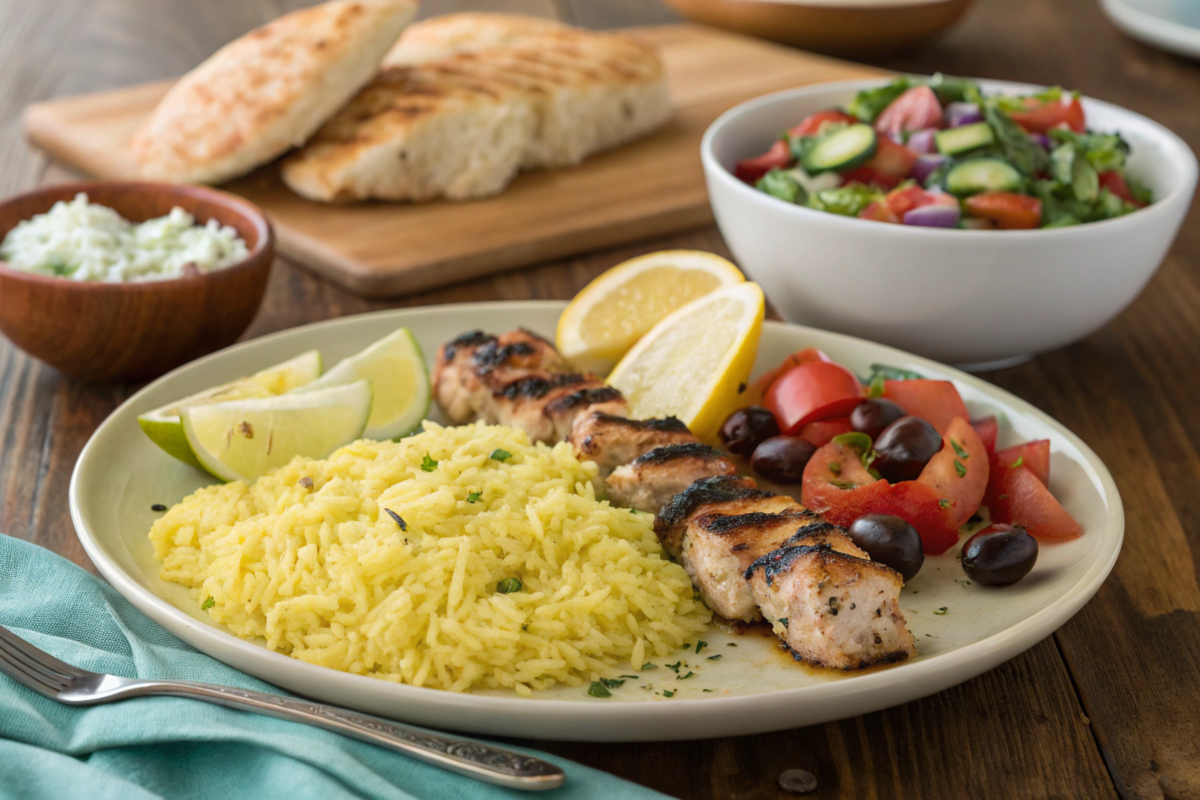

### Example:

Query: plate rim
xmin=69 ymin=301 xmax=1124 ymax=739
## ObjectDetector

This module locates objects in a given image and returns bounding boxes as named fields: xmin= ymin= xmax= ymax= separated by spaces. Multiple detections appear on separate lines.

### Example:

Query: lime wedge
xmin=294 ymin=328 xmax=429 ymax=440
xmin=182 ymin=380 xmax=372 ymax=483
xmin=138 ymin=350 xmax=323 ymax=468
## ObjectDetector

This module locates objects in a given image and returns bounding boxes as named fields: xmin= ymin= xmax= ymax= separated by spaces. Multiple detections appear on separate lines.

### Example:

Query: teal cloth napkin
xmin=0 ymin=535 xmax=667 ymax=800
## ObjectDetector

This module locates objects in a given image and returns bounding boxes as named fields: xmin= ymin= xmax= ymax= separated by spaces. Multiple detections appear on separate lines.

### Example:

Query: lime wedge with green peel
xmin=294 ymin=327 xmax=429 ymax=440
xmin=182 ymin=380 xmax=373 ymax=483
xmin=138 ymin=350 xmax=323 ymax=468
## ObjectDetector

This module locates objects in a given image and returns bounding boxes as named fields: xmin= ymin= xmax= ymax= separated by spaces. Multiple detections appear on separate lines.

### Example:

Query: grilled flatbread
xmin=132 ymin=0 xmax=418 ymax=185
xmin=280 ymin=16 xmax=671 ymax=203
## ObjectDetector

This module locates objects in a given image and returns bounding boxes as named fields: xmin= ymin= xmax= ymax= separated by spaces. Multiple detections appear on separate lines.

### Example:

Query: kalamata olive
xmin=849 ymin=398 xmax=907 ymax=440
xmin=750 ymin=436 xmax=817 ymax=484
xmin=961 ymin=524 xmax=1038 ymax=586
xmin=720 ymin=406 xmax=781 ymax=457
xmin=847 ymin=514 xmax=925 ymax=581
xmin=872 ymin=416 xmax=943 ymax=483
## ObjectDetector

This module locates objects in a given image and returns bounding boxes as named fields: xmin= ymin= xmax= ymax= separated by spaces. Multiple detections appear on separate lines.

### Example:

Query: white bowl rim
xmin=700 ymin=75 xmax=1199 ymax=239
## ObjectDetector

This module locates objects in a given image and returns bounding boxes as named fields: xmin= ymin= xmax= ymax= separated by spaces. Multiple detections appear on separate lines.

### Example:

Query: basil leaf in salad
xmin=925 ymin=73 xmax=980 ymax=105
xmin=808 ymin=185 xmax=883 ymax=217
xmin=755 ymin=168 xmax=805 ymax=204
xmin=1048 ymin=128 xmax=1130 ymax=173
xmin=847 ymin=78 xmax=912 ymax=123
xmin=967 ymin=86 xmax=1049 ymax=177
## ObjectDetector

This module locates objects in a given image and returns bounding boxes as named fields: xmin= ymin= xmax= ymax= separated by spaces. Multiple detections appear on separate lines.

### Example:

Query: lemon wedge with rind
xmin=292 ymin=327 xmax=429 ymax=440
xmin=138 ymin=350 xmax=323 ymax=468
xmin=556 ymin=250 xmax=745 ymax=375
xmin=608 ymin=282 xmax=765 ymax=442
xmin=183 ymin=380 xmax=372 ymax=483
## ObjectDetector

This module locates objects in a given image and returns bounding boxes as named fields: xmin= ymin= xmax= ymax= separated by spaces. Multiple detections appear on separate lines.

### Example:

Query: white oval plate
xmin=70 ymin=302 xmax=1122 ymax=742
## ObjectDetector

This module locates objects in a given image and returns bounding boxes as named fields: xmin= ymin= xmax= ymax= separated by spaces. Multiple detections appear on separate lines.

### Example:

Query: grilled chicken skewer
xmin=433 ymin=329 xmax=914 ymax=669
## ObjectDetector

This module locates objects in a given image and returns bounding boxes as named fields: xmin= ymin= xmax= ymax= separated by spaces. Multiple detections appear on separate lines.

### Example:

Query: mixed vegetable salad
xmin=720 ymin=348 xmax=1082 ymax=586
xmin=735 ymin=75 xmax=1152 ymax=230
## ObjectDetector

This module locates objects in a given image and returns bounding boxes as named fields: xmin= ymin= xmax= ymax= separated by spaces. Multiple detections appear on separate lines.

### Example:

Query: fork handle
xmin=112 ymin=679 xmax=564 ymax=791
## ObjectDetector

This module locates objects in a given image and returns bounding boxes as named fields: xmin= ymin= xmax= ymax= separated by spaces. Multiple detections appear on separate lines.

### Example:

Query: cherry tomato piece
xmin=988 ymin=466 xmax=1083 ymax=540
xmin=1008 ymin=95 xmax=1086 ymax=134
xmin=798 ymin=416 xmax=854 ymax=448
xmin=790 ymin=109 xmax=858 ymax=138
xmin=841 ymin=166 xmax=903 ymax=190
xmin=964 ymin=191 xmax=1043 ymax=230
xmin=916 ymin=417 xmax=989 ymax=527
xmin=993 ymin=440 xmax=1051 ymax=487
xmin=734 ymin=139 xmax=794 ymax=184
xmin=971 ymin=416 xmax=999 ymax=455
xmin=1098 ymin=171 xmax=1145 ymax=208
xmin=859 ymin=200 xmax=901 ymax=223
xmin=883 ymin=379 xmax=970 ymax=435
xmin=863 ymin=135 xmax=920 ymax=178
xmin=765 ymin=361 xmax=865 ymax=435
xmin=875 ymin=86 xmax=945 ymax=136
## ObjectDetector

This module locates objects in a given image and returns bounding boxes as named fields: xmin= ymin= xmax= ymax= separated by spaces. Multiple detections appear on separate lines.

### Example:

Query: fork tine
xmin=0 ymin=636 xmax=72 ymax=690
xmin=0 ymin=644 xmax=67 ymax=696
xmin=0 ymin=625 xmax=86 ymax=678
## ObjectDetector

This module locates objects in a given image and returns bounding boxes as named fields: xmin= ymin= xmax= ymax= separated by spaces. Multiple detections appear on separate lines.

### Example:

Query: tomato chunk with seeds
xmin=883 ymin=379 xmax=970 ymax=435
xmin=916 ymin=417 xmax=989 ymax=527
xmin=989 ymin=466 xmax=1083 ymax=540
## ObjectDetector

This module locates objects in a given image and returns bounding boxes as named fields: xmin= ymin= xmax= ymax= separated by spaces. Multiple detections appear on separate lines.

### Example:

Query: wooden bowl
xmin=662 ymin=0 xmax=973 ymax=58
xmin=0 ymin=182 xmax=273 ymax=382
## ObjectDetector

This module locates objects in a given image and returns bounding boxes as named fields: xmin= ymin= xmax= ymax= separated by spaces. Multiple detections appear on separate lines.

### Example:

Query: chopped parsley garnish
xmin=641 ymin=663 xmax=658 ymax=670
xmin=420 ymin=454 xmax=438 ymax=472
xmin=384 ymin=509 xmax=407 ymax=530
xmin=1012 ymin=456 xmax=1024 ymax=468
xmin=662 ymin=690 xmax=675 ymax=698
xmin=489 ymin=449 xmax=512 ymax=462
xmin=830 ymin=480 xmax=856 ymax=490
xmin=934 ymin=607 xmax=948 ymax=615
xmin=587 ymin=682 xmax=612 ymax=698
xmin=828 ymin=461 xmax=843 ymax=476
xmin=677 ymin=671 xmax=695 ymax=681
xmin=600 ymin=677 xmax=626 ymax=689
xmin=666 ymin=661 xmax=682 ymax=673
xmin=619 ymin=675 xmax=639 ymax=680
xmin=951 ymin=439 xmax=969 ymax=459
xmin=695 ymin=640 xmax=708 ymax=654
xmin=727 ymin=643 xmax=737 ymax=647
xmin=201 ymin=597 xmax=215 ymax=610
xmin=703 ymin=689 xmax=713 ymax=693
xmin=496 ymin=577 xmax=523 ymax=594
xmin=151 ymin=504 xmax=167 ymax=512
xmin=954 ymin=460 xmax=967 ymax=478
xmin=939 ymin=498 xmax=951 ymax=509
xmin=778 ymin=618 xmax=789 ymax=628
xmin=466 ymin=491 xmax=481 ymax=504
xmin=998 ymin=494 xmax=1008 ymax=500
xmin=707 ymin=654 xmax=722 ymax=661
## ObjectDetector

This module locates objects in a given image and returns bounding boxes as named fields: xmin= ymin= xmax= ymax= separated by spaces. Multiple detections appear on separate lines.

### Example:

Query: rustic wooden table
xmin=2 ymin=0 xmax=1197 ymax=797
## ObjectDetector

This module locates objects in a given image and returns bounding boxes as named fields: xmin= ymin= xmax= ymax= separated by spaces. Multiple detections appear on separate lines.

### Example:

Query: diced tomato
xmin=883 ymin=379 xmax=970 ymax=435
xmin=841 ymin=166 xmax=902 ymax=190
xmin=989 ymin=466 xmax=1083 ymax=540
xmin=1098 ymin=171 xmax=1145 ymax=208
xmin=992 ymin=440 xmax=1051 ymax=487
xmin=734 ymin=139 xmax=794 ymax=184
xmin=858 ymin=200 xmax=901 ymax=223
xmin=884 ymin=185 xmax=936 ymax=218
xmin=971 ymin=416 xmax=999 ymax=455
xmin=964 ymin=192 xmax=1042 ymax=229
xmin=790 ymin=109 xmax=858 ymax=138
xmin=749 ymin=348 xmax=835 ymax=402
xmin=864 ymin=136 xmax=920 ymax=178
xmin=802 ymin=442 xmax=961 ymax=554
xmin=765 ymin=361 xmax=865 ymax=435
xmin=1008 ymin=95 xmax=1086 ymax=134
xmin=798 ymin=417 xmax=854 ymax=448
xmin=875 ymin=86 xmax=945 ymax=136
xmin=916 ymin=417 xmax=989 ymax=527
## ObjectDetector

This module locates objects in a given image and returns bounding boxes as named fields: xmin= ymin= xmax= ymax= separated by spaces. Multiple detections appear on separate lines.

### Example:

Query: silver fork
xmin=0 ymin=624 xmax=564 ymax=791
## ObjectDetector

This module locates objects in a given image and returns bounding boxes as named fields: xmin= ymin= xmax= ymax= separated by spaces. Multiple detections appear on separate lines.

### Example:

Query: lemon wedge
xmin=292 ymin=328 xmax=429 ymax=440
xmin=182 ymin=380 xmax=372 ymax=483
xmin=556 ymin=250 xmax=745 ymax=374
xmin=138 ymin=350 xmax=323 ymax=468
xmin=608 ymin=282 xmax=764 ymax=441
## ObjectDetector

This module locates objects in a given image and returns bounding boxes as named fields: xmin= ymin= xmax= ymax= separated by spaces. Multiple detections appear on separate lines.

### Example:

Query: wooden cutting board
xmin=22 ymin=24 xmax=881 ymax=298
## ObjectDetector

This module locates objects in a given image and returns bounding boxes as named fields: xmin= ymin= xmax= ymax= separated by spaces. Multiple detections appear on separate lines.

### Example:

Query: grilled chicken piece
xmin=681 ymin=509 xmax=815 ymax=621
xmin=653 ymin=475 xmax=787 ymax=558
xmin=605 ymin=444 xmax=737 ymax=513
xmin=746 ymin=538 xmax=915 ymax=669
xmin=434 ymin=329 xmax=567 ymax=423
xmin=569 ymin=412 xmax=697 ymax=477
xmin=543 ymin=386 xmax=628 ymax=442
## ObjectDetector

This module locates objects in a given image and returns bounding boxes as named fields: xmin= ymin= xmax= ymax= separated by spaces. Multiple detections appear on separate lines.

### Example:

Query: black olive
xmin=872 ymin=416 xmax=943 ymax=483
xmin=847 ymin=514 xmax=924 ymax=581
xmin=849 ymin=398 xmax=907 ymax=440
xmin=750 ymin=436 xmax=817 ymax=484
xmin=961 ymin=524 xmax=1038 ymax=586
xmin=719 ymin=406 xmax=780 ymax=457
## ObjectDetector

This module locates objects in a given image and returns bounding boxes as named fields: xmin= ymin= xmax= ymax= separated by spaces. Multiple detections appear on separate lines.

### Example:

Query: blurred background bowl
xmin=701 ymin=78 xmax=1197 ymax=370
xmin=662 ymin=0 xmax=973 ymax=59
xmin=0 ymin=182 xmax=273 ymax=382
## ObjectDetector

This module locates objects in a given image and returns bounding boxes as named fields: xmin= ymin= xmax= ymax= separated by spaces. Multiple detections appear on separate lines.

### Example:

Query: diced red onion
xmin=906 ymin=128 xmax=938 ymax=154
xmin=904 ymin=203 xmax=961 ymax=228
xmin=945 ymin=102 xmax=983 ymax=127
xmin=911 ymin=154 xmax=947 ymax=184
xmin=1029 ymin=132 xmax=1051 ymax=149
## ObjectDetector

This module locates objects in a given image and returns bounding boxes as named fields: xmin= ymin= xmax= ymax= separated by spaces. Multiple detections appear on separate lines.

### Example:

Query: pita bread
xmin=280 ymin=18 xmax=671 ymax=203
xmin=132 ymin=0 xmax=417 ymax=185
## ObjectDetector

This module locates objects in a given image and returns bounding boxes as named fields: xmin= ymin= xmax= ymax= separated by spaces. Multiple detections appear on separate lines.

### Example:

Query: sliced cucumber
xmin=801 ymin=124 xmax=877 ymax=174
xmin=935 ymin=122 xmax=995 ymax=156
xmin=944 ymin=159 xmax=1024 ymax=196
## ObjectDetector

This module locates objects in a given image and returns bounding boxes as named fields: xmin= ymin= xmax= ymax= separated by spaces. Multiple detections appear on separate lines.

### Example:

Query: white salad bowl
xmin=701 ymin=78 xmax=1198 ymax=370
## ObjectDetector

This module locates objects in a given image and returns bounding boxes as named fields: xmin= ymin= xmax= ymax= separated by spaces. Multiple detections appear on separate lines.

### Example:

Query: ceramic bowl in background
xmin=662 ymin=0 xmax=972 ymax=58
xmin=701 ymin=78 xmax=1198 ymax=369
xmin=0 ymin=182 xmax=273 ymax=382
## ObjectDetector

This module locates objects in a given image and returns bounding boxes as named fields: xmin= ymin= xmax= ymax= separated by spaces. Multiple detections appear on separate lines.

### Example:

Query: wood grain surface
xmin=22 ymin=26 xmax=879 ymax=298
xmin=2 ymin=0 xmax=1198 ymax=798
